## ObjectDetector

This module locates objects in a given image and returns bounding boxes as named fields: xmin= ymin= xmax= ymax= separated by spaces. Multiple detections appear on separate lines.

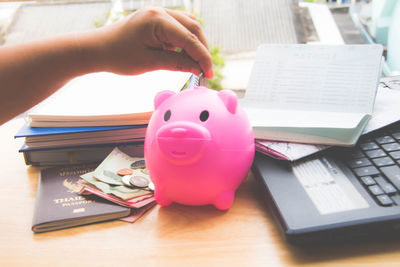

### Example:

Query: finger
xmin=165 ymin=9 xmax=209 ymax=50
xmin=168 ymin=9 xmax=197 ymax=20
xmin=182 ymin=10 xmax=197 ymax=20
xmin=149 ymin=49 xmax=202 ymax=75
xmin=165 ymin=8 xmax=197 ymax=22
xmin=156 ymin=15 xmax=213 ymax=78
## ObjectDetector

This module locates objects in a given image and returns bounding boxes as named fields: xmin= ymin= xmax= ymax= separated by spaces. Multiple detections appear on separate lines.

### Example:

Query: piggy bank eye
xmin=164 ymin=110 xmax=171 ymax=121
xmin=200 ymin=110 xmax=209 ymax=122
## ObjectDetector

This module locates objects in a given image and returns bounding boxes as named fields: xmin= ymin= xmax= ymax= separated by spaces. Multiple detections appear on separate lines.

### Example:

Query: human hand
xmin=90 ymin=6 xmax=214 ymax=78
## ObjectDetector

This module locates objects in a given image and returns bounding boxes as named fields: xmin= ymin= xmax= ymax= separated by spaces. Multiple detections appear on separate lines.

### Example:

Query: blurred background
xmin=0 ymin=0 xmax=399 ymax=93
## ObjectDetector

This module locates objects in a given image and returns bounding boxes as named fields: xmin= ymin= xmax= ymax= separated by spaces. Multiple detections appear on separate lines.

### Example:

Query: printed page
xmin=243 ymin=44 xmax=383 ymax=120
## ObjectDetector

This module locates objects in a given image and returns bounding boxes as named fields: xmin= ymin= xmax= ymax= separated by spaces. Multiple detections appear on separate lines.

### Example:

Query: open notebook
xmin=242 ymin=44 xmax=383 ymax=146
xmin=27 ymin=71 xmax=191 ymax=127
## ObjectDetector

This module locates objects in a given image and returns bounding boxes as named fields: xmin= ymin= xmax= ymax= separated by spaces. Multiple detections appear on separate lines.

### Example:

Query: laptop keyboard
xmin=342 ymin=124 xmax=400 ymax=207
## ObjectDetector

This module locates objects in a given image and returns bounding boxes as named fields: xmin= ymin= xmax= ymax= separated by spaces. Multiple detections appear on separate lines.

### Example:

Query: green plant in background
xmin=208 ymin=45 xmax=225 ymax=91
xmin=192 ymin=13 xmax=224 ymax=90
xmin=93 ymin=11 xmax=109 ymax=28
xmin=93 ymin=10 xmax=133 ymax=28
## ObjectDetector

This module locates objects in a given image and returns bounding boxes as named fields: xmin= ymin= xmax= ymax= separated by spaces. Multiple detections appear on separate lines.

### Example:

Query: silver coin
xmin=129 ymin=175 xmax=150 ymax=188
xmin=121 ymin=175 xmax=133 ymax=187
xmin=140 ymin=168 xmax=149 ymax=175
xmin=97 ymin=170 xmax=123 ymax=185
xmin=130 ymin=159 xmax=146 ymax=169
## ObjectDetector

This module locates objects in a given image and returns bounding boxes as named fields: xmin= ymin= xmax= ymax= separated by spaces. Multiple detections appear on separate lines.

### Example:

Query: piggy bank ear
xmin=154 ymin=90 xmax=176 ymax=109
xmin=218 ymin=90 xmax=237 ymax=114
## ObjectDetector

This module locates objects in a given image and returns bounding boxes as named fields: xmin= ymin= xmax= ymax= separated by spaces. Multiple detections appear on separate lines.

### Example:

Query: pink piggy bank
xmin=144 ymin=86 xmax=255 ymax=210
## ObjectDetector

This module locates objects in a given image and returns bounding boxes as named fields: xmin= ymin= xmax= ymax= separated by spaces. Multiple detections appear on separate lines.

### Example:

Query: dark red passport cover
xmin=32 ymin=164 xmax=130 ymax=233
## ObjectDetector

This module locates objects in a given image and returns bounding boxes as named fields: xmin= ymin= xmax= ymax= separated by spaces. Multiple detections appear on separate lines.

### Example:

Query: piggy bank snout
xmin=169 ymin=127 xmax=188 ymax=137
xmin=155 ymin=121 xmax=211 ymax=165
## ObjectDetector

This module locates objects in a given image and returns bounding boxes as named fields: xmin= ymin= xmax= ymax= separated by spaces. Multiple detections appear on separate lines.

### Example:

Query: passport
xmin=32 ymin=164 xmax=130 ymax=233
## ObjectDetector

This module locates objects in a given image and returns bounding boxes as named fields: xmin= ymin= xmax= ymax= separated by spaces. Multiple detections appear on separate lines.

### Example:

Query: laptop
xmin=252 ymin=121 xmax=400 ymax=245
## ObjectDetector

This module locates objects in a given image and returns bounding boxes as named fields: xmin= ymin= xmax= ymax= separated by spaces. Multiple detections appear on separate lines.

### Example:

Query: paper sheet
xmin=244 ymin=44 xmax=382 ymax=112
xmin=255 ymin=86 xmax=400 ymax=161
xmin=28 ymin=71 xmax=191 ymax=118
xmin=242 ymin=44 xmax=383 ymax=128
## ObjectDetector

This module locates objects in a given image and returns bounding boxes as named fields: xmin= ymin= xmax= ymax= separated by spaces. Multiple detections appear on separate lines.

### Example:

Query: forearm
xmin=0 ymin=31 xmax=105 ymax=125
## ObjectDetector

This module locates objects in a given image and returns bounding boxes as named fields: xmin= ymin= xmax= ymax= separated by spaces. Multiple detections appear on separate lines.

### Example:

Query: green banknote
xmin=92 ymin=147 xmax=145 ymax=185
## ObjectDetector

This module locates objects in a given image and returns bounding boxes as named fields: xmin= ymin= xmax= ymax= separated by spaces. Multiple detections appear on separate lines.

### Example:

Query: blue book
xmin=14 ymin=123 xmax=146 ymax=138
xmin=19 ymin=141 xmax=144 ymax=152
xmin=15 ymin=122 xmax=147 ymax=150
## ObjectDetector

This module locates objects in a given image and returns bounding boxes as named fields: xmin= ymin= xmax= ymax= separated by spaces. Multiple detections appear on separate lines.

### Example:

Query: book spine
xmin=23 ymin=144 xmax=144 ymax=166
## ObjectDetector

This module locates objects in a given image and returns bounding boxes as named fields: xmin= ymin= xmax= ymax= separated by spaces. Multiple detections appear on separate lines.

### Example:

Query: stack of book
xmin=15 ymin=123 xmax=147 ymax=166
xmin=15 ymin=70 xmax=193 ymax=166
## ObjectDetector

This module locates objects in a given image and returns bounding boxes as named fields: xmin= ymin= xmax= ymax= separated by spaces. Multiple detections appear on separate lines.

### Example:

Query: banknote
xmin=120 ymin=202 xmax=157 ymax=223
xmin=78 ymin=181 xmax=156 ymax=223
xmin=93 ymin=147 xmax=146 ymax=185
xmin=78 ymin=180 xmax=154 ymax=208
xmin=80 ymin=172 xmax=151 ymax=200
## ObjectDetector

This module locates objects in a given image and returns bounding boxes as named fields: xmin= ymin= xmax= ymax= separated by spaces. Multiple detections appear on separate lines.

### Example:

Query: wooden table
xmin=1 ymin=118 xmax=400 ymax=266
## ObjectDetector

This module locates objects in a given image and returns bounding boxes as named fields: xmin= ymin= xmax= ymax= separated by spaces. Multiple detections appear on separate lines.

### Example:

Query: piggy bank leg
xmin=154 ymin=189 xmax=172 ymax=207
xmin=213 ymin=191 xmax=235 ymax=210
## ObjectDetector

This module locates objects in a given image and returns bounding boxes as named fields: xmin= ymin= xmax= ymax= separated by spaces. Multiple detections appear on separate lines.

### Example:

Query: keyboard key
xmin=368 ymin=185 xmax=384 ymax=195
xmin=360 ymin=176 xmax=376 ymax=186
xmin=376 ymin=194 xmax=394 ymax=206
xmin=380 ymin=165 xmax=400 ymax=190
xmin=391 ymin=194 xmax=400 ymax=205
xmin=381 ymin=183 xmax=398 ymax=194
xmin=375 ymin=176 xmax=398 ymax=194
xmin=372 ymin=157 xmax=395 ymax=167
xmin=360 ymin=142 xmax=379 ymax=151
xmin=365 ymin=149 xmax=386 ymax=159
xmin=375 ymin=136 xmax=396 ymax=144
xmin=346 ymin=158 xmax=372 ymax=168
xmin=392 ymin=131 xmax=400 ymax=140
xmin=389 ymin=151 xmax=400 ymax=160
xmin=353 ymin=166 xmax=380 ymax=177
xmin=348 ymin=150 xmax=365 ymax=159
xmin=382 ymin=143 xmax=400 ymax=152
